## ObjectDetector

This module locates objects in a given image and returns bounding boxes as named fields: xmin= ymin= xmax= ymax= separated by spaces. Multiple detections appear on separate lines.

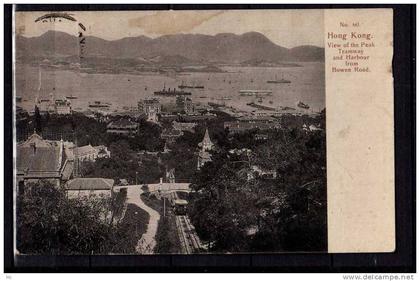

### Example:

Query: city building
xmin=254 ymin=134 xmax=269 ymax=141
xmin=16 ymin=106 xmax=28 ymax=122
xmin=159 ymin=113 xmax=179 ymax=123
xmin=73 ymin=144 xmax=98 ymax=162
xmin=54 ymin=98 xmax=72 ymax=115
xmin=197 ymin=128 xmax=214 ymax=170
xmin=247 ymin=165 xmax=278 ymax=181
xmin=106 ymin=119 xmax=138 ymax=136
xmin=161 ymin=127 xmax=183 ymax=143
xmin=138 ymin=98 xmax=161 ymax=122
xmin=33 ymin=90 xmax=72 ymax=115
xmin=303 ymin=124 xmax=323 ymax=132
xmin=179 ymin=112 xmax=217 ymax=122
xmin=172 ymin=121 xmax=197 ymax=133
xmin=16 ymin=133 xmax=74 ymax=191
xmin=224 ymin=118 xmax=281 ymax=134
xmin=176 ymin=96 xmax=194 ymax=114
xmin=72 ymin=144 xmax=111 ymax=176
xmin=73 ymin=144 xmax=110 ymax=162
xmin=165 ymin=168 xmax=176 ymax=183
xmin=65 ymin=178 xmax=115 ymax=199
xmin=95 ymin=145 xmax=111 ymax=158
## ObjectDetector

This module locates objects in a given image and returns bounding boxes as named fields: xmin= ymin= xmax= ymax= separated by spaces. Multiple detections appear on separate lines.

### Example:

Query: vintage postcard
xmin=12 ymin=8 xmax=393 ymax=256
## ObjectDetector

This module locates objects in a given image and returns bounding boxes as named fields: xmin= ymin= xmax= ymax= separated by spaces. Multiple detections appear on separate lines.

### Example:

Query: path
xmin=121 ymin=185 xmax=161 ymax=254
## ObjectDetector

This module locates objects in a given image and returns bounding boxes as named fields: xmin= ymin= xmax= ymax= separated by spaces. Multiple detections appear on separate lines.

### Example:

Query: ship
xmin=154 ymin=85 xmax=191 ymax=96
xmin=246 ymin=102 xmax=276 ymax=111
xmin=65 ymin=94 xmax=78 ymax=99
xmin=239 ymin=90 xmax=272 ymax=96
xmin=267 ymin=74 xmax=291 ymax=84
xmin=208 ymin=102 xmax=225 ymax=108
xmin=279 ymin=106 xmax=296 ymax=111
xmin=88 ymin=101 xmax=111 ymax=108
xmin=297 ymin=101 xmax=310 ymax=109
xmin=178 ymin=81 xmax=204 ymax=89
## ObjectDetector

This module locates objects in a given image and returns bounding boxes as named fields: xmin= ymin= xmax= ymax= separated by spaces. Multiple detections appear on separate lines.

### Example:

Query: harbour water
xmin=15 ymin=62 xmax=325 ymax=114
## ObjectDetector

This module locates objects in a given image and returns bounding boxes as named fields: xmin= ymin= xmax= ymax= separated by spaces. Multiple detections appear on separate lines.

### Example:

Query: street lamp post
xmin=135 ymin=171 xmax=138 ymax=186
xmin=134 ymin=211 xmax=138 ymax=237
xmin=163 ymin=196 xmax=166 ymax=218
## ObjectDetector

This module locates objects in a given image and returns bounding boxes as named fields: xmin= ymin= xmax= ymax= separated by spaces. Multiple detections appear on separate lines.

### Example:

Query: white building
xmin=138 ymin=98 xmax=161 ymax=122
xmin=197 ymin=128 xmax=214 ymax=170
xmin=65 ymin=178 xmax=115 ymax=199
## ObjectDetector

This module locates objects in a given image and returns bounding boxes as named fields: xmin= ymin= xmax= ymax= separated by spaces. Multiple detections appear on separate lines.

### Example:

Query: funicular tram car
xmin=172 ymin=199 xmax=188 ymax=216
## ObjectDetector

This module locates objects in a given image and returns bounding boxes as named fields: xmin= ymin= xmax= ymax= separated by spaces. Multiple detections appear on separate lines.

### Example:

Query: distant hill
xmin=16 ymin=30 xmax=324 ymax=64
xmin=289 ymin=45 xmax=325 ymax=62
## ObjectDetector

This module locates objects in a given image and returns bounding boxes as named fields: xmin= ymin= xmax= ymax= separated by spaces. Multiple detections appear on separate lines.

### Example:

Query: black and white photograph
xmin=14 ymin=9 xmax=326 ymax=255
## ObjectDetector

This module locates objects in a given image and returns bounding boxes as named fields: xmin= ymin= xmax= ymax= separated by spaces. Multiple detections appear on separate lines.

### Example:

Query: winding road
xmin=121 ymin=185 xmax=161 ymax=254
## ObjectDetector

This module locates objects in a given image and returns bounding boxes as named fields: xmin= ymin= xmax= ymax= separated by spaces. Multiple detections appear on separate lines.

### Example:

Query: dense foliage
xmin=16 ymin=181 xmax=148 ymax=254
xmin=18 ymin=113 xmax=164 ymax=151
xmin=81 ymin=140 xmax=164 ymax=184
xmin=189 ymin=128 xmax=327 ymax=252
xmin=17 ymin=108 xmax=327 ymax=253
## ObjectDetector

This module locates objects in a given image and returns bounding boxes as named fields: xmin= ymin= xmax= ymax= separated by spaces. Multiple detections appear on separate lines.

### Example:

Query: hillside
xmin=16 ymin=30 xmax=324 ymax=65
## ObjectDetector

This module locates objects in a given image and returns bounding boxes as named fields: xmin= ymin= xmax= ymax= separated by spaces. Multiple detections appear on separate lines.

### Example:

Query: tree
xmin=188 ymin=128 xmax=327 ymax=252
xmin=16 ymin=181 xmax=118 ymax=254
xmin=34 ymin=105 xmax=42 ymax=133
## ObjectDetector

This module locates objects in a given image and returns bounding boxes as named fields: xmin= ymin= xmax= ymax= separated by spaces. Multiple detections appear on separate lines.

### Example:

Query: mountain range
xmin=16 ymin=30 xmax=324 ymax=65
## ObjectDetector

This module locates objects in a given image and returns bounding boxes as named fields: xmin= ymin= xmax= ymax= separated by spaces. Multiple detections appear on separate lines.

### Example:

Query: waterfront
xmin=15 ymin=62 xmax=325 ymax=114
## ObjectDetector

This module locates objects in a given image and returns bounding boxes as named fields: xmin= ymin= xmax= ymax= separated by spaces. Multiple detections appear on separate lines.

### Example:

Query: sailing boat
xmin=66 ymin=94 xmax=78 ymax=100
xmin=35 ymin=66 xmax=45 ymax=103
xmin=267 ymin=74 xmax=291 ymax=84
xmin=297 ymin=101 xmax=310 ymax=109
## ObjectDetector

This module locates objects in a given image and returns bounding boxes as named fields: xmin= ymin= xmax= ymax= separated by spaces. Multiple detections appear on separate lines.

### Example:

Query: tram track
xmin=175 ymin=215 xmax=203 ymax=254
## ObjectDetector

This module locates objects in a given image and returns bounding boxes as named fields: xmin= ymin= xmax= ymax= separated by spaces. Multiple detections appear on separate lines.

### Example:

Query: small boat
xmin=65 ymin=94 xmax=78 ymax=99
xmin=16 ymin=96 xmax=22 ymax=102
xmin=89 ymin=101 xmax=110 ymax=108
xmin=267 ymin=74 xmax=291 ymax=84
xmin=246 ymin=102 xmax=276 ymax=111
xmin=297 ymin=101 xmax=310 ymax=109
xmin=269 ymin=100 xmax=273 ymax=104
xmin=239 ymin=90 xmax=272 ymax=96
xmin=178 ymin=81 xmax=204 ymax=89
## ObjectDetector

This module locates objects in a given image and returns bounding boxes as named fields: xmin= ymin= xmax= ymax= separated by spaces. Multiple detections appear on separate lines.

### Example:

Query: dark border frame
xmin=4 ymin=4 xmax=416 ymax=273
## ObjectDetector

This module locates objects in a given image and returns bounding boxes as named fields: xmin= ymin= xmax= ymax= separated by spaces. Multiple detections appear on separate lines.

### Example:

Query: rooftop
xmin=161 ymin=128 xmax=183 ymax=137
xmin=107 ymin=119 xmax=138 ymax=128
xmin=17 ymin=146 xmax=62 ymax=173
xmin=65 ymin=178 xmax=115 ymax=191
xmin=73 ymin=144 xmax=96 ymax=156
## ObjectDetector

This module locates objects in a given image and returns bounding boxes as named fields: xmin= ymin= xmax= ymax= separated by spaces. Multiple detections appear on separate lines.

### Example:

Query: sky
xmin=15 ymin=10 xmax=324 ymax=48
